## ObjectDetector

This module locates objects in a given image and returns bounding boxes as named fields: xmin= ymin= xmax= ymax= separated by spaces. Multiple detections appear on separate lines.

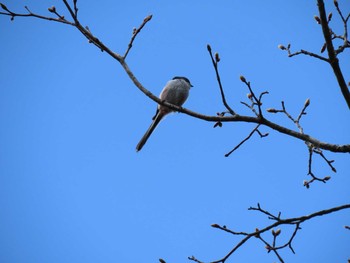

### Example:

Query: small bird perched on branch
xmin=136 ymin=76 xmax=193 ymax=151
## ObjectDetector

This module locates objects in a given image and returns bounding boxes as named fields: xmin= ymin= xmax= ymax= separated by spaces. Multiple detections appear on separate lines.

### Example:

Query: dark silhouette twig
xmin=190 ymin=203 xmax=350 ymax=263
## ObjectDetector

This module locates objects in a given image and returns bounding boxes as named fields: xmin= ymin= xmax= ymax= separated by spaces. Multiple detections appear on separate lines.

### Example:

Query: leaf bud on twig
xmin=278 ymin=44 xmax=286 ymax=50
xmin=254 ymin=228 xmax=260 ymax=237
xmin=304 ymin=98 xmax=310 ymax=107
xmin=334 ymin=0 xmax=338 ymax=8
xmin=320 ymin=43 xmax=327 ymax=53
xmin=213 ymin=122 xmax=222 ymax=128
xmin=211 ymin=223 xmax=220 ymax=228
xmin=207 ymin=44 xmax=212 ymax=52
xmin=159 ymin=259 xmax=166 ymax=263
xmin=239 ymin=75 xmax=247 ymax=83
xmin=265 ymin=245 xmax=272 ymax=252
xmin=324 ymin=176 xmax=331 ymax=181
xmin=328 ymin=12 xmax=332 ymax=22
xmin=314 ymin=15 xmax=321 ymax=24
xmin=143 ymin=14 xmax=152 ymax=23
xmin=266 ymin=108 xmax=278 ymax=113
xmin=48 ymin=6 xmax=56 ymax=13
xmin=215 ymin=52 xmax=220 ymax=62
xmin=1 ymin=3 xmax=9 ymax=11
xmin=272 ymin=229 xmax=281 ymax=236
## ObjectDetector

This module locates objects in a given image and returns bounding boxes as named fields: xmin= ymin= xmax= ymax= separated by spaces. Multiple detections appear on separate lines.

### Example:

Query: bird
xmin=136 ymin=76 xmax=193 ymax=152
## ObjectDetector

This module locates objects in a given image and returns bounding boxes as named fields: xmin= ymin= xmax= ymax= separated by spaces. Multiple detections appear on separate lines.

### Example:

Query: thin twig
xmin=303 ymin=146 xmax=332 ymax=188
xmin=1 ymin=3 xmax=349 ymax=154
xmin=288 ymin=49 xmax=329 ymax=62
xmin=207 ymin=44 xmax=236 ymax=116
xmin=123 ymin=15 xmax=153 ymax=59
xmin=225 ymin=124 xmax=260 ymax=157
xmin=0 ymin=3 xmax=74 ymax=25
xmin=258 ymin=236 xmax=285 ymax=263
xmin=239 ymin=76 xmax=265 ymax=117
xmin=313 ymin=148 xmax=337 ymax=172
xmin=317 ymin=0 xmax=350 ymax=109
xmin=198 ymin=204 xmax=350 ymax=263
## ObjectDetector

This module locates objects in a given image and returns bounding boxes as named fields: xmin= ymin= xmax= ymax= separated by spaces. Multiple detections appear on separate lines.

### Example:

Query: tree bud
xmin=48 ymin=6 xmax=56 ymax=13
xmin=240 ymin=75 xmax=246 ymax=83
xmin=314 ymin=15 xmax=321 ymax=24
xmin=207 ymin=44 xmax=212 ymax=52
xmin=1 ymin=3 xmax=9 ymax=11
xmin=254 ymin=228 xmax=260 ymax=237
xmin=143 ymin=14 xmax=152 ymax=23
xmin=267 ymin=108 xmax=278 ymax=113
xmin=328 ymin=12 xmax=333 ymax=22
xmin=304 ymin=98 xmax=310 ymax=107
xmin=215 ymin=52 xmax=220 ymax=62
xmin=272 ymin=229 xmax=281 ymax=236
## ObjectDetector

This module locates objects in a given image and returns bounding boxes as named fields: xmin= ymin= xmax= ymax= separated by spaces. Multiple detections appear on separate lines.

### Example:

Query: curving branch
xmin=279 ymin=0 xmax=350 ymax=109
xmin=1 ymin=1 xmax=350 ymax=263
xmin=189 ymin=203 xmax=350 ymax=263
xmin=267 ymin=98 xmax=337 ymax=187
xmin=1 ymin=1 xmax=349 ymax=156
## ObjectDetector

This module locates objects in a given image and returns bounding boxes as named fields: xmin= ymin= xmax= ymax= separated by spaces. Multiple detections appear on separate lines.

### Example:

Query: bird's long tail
xmin=136 ymin=112 xmax=164 ymax=152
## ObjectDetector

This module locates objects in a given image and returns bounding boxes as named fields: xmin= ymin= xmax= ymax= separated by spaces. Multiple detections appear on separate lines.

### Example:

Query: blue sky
xmin=1 ymin=1 xmax=349 ymax=262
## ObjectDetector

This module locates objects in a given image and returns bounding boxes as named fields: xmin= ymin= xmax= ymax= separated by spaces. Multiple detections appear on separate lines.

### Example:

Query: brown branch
xmin=289 ymin=48 xmax=329 ymax=62
xmin=271 ymin=224 xmax=299 ymax=254
xmin=239 ymin=76 xmax=267 ymax=117
xmin=266 ymin=99 xmax=336 ymax=187
xmin=303 ymin=146 xmax=332 ymax=188
xmin=0 ymin=3 xmax=74 ymax=25
xmin=333 ymin=0 xmax=350 ymax=51
xmin=123 ymin=15 xmax=153 ymax=59
xmin=192 ymin=203 xmax=350 ymax=263
xmin=258 ymin=235 xmax=285 ymax=263
xmin=278 ymin=0 xmax=350 ymax=108
xmin=278 ymin=100 xmax=307 ymax=133
xmin=62 ymin=0 xmax=77 ymax=22
xmin=207 ymin=45 xmax=236 ymax=116
xmin=1 ymin=3 xmax=350 ymax=262
xmin=317 ymin=0 xmax=350 ymax=109
xmin=224 ymin=124 xmax=267 ymax=157
xmin=1 ymin=2 xmax=349 ymax=156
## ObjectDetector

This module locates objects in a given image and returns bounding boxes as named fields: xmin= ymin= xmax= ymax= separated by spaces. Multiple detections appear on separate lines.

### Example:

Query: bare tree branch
xmin=191 ymin=203 xmax=350 ymax=263
xmin=279 ymin=0 xmax=350 ymax=109
xmin=124 ymin=15 xmax=153 ymax=59
xmin=317 ymin=0 xmax=350 ymax=109
xmin=224 ymin=124 xmax=267 ymax=157
xmin=207 ymin=45 xmax=236 ymax=116
xmin=1 ymin=2 xmax=350 ymax=263
xmin=1 ymin=2 xmax=349 ymax=155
